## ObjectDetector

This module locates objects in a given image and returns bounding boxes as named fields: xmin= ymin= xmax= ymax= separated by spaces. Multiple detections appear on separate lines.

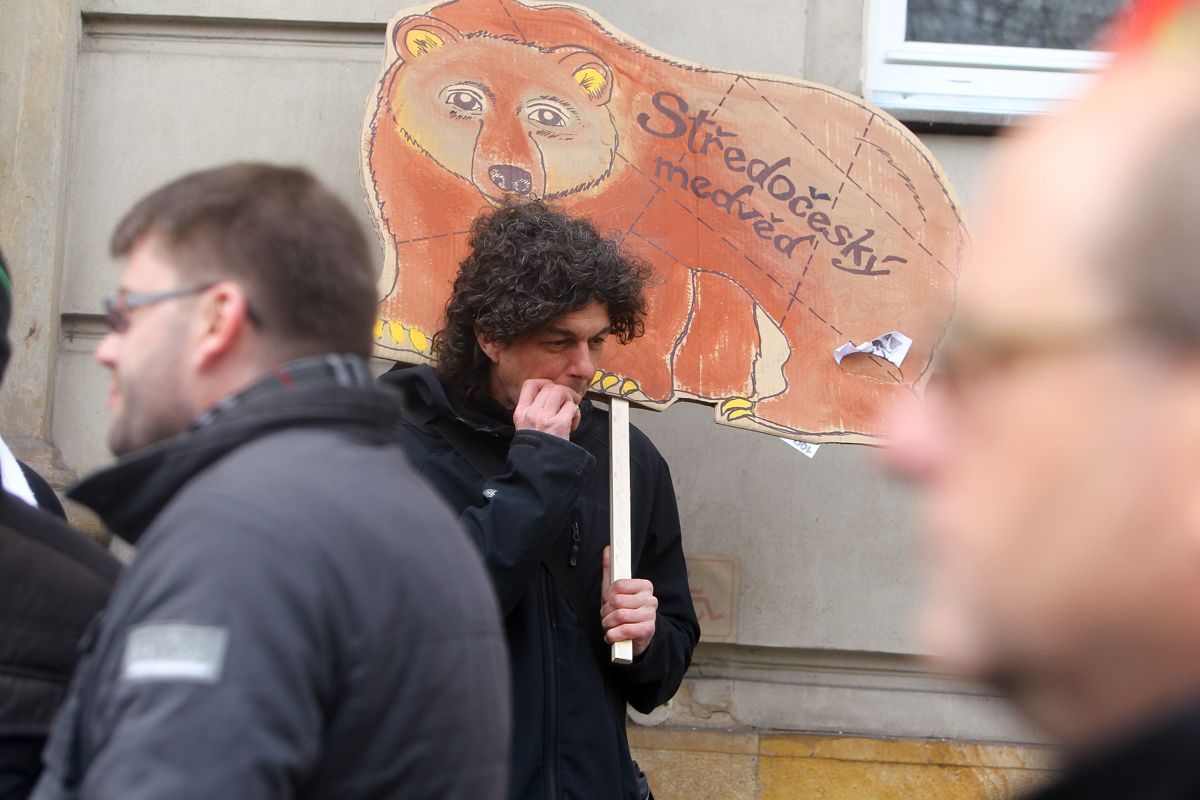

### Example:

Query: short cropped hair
xmin=434 ymin=199 xmax=652 ymax=402
xmin=111 ymin=163 xmax=378 ymax=358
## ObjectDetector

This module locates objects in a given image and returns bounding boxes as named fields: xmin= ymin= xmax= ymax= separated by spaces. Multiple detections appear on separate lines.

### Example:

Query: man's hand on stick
xmin=601 ymin=545 xmax=657 ymax=657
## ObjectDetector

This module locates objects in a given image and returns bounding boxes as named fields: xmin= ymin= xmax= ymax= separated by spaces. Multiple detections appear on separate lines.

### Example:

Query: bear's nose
xmin=488 ymin=165 xmax=534 ymax=194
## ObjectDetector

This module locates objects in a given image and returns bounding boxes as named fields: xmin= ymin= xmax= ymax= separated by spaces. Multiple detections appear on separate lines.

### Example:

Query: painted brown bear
xmin=362 ymin=0 xmax=965 ymax=441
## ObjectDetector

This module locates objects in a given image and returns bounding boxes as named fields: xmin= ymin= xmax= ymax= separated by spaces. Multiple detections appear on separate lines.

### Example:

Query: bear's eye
xmin=446 ymin=89 xmax=484 ymax=113
xmin=527 ymin=105 xmax=568 ymax=128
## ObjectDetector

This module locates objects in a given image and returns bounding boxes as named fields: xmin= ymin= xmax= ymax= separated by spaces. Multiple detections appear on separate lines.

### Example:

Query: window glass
xmin=905 ymin=0 xmax=1125 ymax=50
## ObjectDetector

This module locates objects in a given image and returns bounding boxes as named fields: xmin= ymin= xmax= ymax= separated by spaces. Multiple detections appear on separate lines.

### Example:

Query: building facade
xmin=1 ymin=1 xmax=1059 ymax=796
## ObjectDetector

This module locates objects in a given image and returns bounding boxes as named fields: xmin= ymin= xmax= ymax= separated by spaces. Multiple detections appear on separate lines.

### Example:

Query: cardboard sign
xmin=362 ymin=0 xmax=966 ymax=442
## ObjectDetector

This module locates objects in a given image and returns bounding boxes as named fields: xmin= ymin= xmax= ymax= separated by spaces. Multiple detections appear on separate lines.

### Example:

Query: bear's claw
xmin=590 ymin=370 xmax=639 ymax=397
xmin=719 ymin=396 xmax=755 ymax=422
xmin=408 ymin=326 xmax=430 ymax=353
xmin=374 ymin=319 xmax=431 ymax=354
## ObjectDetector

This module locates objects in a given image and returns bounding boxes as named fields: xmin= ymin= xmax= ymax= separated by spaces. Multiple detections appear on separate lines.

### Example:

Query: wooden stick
xmin=608 ymin=396 xmax=634 ymax=664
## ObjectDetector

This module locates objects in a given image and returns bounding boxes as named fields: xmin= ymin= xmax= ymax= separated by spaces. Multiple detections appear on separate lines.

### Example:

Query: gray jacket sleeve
xmin=78 ymin=494 xmax=335 ymax=799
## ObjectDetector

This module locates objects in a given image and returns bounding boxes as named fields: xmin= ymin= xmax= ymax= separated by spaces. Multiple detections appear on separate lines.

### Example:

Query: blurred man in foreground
xmin=0 ymin=251 xmax=118 ymax=799
xmin=883 ymin=19 xmax=1200 ymax=800
xmin=32 ymin=164 xmax=509 ymax=799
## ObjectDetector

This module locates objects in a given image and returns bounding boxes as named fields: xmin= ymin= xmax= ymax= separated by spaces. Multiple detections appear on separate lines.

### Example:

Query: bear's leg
xmin=596 ymin=260 xmax=692 ymax=404
xmin=672 ymin=271 xmax=776 ymax=410
xmin=376 ymin=236 xmax=467 ymax=357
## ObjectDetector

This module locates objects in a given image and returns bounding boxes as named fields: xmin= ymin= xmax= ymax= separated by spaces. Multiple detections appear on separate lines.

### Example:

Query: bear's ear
xmin=553 ymin=46 xmax=614 ymax=106
xmin=391 ymin=14 xmax=463 ymax=62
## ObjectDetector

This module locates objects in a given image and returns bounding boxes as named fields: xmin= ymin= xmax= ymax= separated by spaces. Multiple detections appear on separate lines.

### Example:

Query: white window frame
xmin=865 ymin=0 xmax=1114 ymax=119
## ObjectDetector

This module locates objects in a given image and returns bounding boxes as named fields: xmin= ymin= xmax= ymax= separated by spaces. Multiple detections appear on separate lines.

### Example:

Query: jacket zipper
xmin=542 ymin=569 xmax=560 ymax=799
xmin=569 ymin=518 xmax=581 ymax=567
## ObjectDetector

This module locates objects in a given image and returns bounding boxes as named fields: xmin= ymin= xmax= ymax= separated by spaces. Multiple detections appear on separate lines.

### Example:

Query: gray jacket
xmin=33 ymin=357 xmax=510 ymax=799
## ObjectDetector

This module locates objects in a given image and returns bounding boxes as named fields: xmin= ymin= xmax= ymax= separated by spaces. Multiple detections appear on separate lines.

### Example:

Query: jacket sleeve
xmin=421 ymin=430 xmax=596 ymax=616
xmin=616 ymin=455 xmax=700 ymax=714
xmin=78 ymin=494 xmax=334 ymax=800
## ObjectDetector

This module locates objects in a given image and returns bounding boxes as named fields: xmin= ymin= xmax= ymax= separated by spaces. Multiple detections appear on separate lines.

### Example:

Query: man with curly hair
xmin=382 ymin=200 xmax=699 ymax=800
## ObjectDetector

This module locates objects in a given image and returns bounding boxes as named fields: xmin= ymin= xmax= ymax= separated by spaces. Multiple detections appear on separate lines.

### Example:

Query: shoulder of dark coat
xmin=18 ymin=460 xmax=67 ymax=519
xmin=0 ymin=491 xmax=120 ymax=584
xmin=134 ymin=426 xmax=477 ymax=601
xmin=153 ymin=426 xmax=432 ymax=542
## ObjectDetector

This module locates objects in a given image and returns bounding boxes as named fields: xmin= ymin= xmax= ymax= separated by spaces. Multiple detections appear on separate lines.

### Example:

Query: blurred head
xmin=884 ymin=56 xmax=1200 ymax=749
xmin=433 ymin=199 xmax=650 ymax=408
xmin=98 ymin=163 xmax=378 ymax=455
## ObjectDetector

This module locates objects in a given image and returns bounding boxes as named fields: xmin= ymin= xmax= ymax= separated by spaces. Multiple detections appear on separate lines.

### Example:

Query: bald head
xmin=964 ymin=55 xmax=1200 ymax=335
xmin=1105 ymin=108 xmax=1200 ymax=344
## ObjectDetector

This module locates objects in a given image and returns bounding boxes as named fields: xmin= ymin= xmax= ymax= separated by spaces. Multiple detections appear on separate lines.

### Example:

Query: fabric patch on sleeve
xmin=122 ymin=622 xmax=229 ymax=683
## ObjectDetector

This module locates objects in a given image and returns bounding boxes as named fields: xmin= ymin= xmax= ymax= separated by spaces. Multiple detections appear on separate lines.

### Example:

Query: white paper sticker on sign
xmin=781 ymin=438 xmax=820 ymax=459
xmin=122 ymin=622 xmax=229 ymax=683
xmin=833 ymin=331 xmax=913 ymax=368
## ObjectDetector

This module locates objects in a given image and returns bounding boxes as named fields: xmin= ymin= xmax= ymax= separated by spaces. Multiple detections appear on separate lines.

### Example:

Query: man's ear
xmin=553 ymin=46 xmax=614 ymax=106
xmin=475 ymin=326 xmax=502 ymax=365
xmin=192 ymin=282 xmax=254 ymax=371
xmin=391 ymin=14 xmax=464 ymax=62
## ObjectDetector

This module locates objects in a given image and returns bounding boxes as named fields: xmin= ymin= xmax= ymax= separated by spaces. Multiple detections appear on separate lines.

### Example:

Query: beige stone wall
xmin=0 ymin=0 xmax=81 ymax=479
xmin=630 ymin=727 xmax=1056 ymax=800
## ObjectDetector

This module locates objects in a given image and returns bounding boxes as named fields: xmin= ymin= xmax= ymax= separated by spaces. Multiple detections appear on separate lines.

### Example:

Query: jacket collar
xmin=70 ymin=355 xmax=402 ymax=546
xmin=378 ymin=362 xmax=597 ymax=440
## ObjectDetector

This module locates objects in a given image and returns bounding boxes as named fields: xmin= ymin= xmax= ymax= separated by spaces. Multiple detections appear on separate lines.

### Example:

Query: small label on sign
xmin=781 ymin=438 xmax=820 ymax=459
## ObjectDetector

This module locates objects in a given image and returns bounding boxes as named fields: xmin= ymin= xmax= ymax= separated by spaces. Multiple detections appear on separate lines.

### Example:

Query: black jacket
xmin=32 ymin=358 xmax=511 ymax=800
xmin=14 ymin=462 xmax=66 ymax=519
xmin=1027 ymin=702 xmax=1200 ymax=800
xmin=382 ymin=364 xmax=699 ymax=800
xmin=0 ymin=487 xmax=118 ymax=800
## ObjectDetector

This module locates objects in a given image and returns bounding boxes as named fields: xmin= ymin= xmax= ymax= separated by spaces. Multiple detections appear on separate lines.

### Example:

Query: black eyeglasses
xmin=102 ymin=282 xmax=262 ymax=333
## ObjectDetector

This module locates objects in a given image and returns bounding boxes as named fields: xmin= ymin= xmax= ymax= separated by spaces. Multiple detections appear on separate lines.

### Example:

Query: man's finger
xmin=605 ymin=622 xmax=654 ymax=644
xmin=602 ymin=606 xmax=655 ymax=630
xmin=540 ymin=381 xmax=581 ymax=405
xmin=602 ymin=545 xmax=611 ymax=588
xmin=516 ymin=379 xmax=547 ymax=412
xmin=527 ymin=385 xmax=554 ymax=417
xmin=609 ymin=578 xmax=654 ymax=597
xmin=601 ymin=592 xmax=657 ymax=616
xmin=538 ymin=383 xmax=579 ymax=414
xmin=552 ymin=401 xmax=578 ymax=430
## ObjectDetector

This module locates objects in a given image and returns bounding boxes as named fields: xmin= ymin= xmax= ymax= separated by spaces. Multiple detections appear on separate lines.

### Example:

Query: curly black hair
xmin=434 ymin=199 xmax=652 ymax=402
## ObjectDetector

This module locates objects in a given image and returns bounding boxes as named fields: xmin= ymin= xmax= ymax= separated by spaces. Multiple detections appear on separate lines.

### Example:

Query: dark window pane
xmin=906 ymin=0 xmax=1128 ymax=50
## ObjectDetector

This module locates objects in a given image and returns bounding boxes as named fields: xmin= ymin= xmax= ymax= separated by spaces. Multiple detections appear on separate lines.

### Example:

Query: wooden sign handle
xmin=608 ymin=397 xmax=634 ymax=664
